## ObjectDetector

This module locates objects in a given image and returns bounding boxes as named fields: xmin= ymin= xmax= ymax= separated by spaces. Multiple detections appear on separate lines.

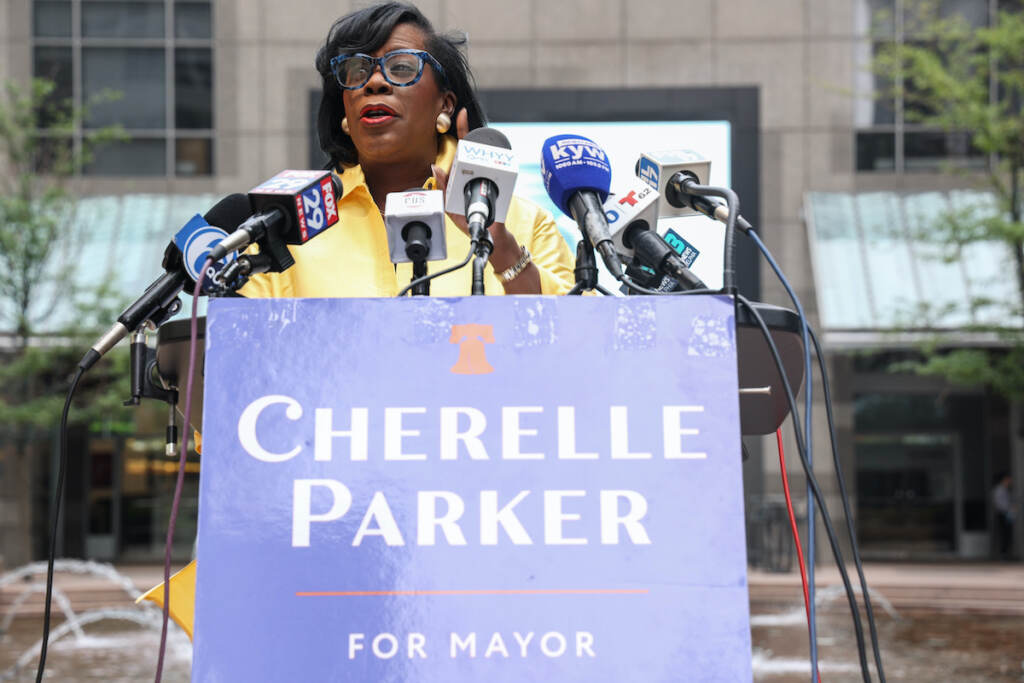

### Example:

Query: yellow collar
xmin=335 ymin=135 xmax=457 ymax=197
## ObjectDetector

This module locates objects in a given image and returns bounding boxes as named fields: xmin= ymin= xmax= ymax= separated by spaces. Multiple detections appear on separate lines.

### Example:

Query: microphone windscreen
xmin=329 ymin=171 xmax=344 ymax=198
xmin=464 ymin=127 xmax=512 ymax=150
xmin=540 ymin=134 xmax=612 ymax=216
xmin=163 ymin=194 xmax=250 ymax=273
xmin=203 ymin=193 xmax=252 ymax=233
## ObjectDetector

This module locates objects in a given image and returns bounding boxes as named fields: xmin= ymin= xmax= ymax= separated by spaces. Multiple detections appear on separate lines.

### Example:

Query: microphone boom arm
xmin=673 ymin=176 xmax=741 ymax=293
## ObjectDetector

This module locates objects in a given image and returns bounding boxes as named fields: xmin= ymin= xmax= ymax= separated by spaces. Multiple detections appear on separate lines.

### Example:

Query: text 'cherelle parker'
xmin=237 ymin=395 xmax=711 ymax=463
xmin=233 ymin=395 xmax=715 ymax=549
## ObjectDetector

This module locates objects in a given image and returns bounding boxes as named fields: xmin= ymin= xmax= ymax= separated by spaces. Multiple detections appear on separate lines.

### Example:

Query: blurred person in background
xmin=992 ymin=472 xmax=1015 ymax=560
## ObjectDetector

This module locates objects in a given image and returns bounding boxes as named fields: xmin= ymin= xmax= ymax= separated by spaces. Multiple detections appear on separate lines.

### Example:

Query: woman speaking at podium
xmin=239 ymin=2 xmax=575 ymax=298
xmin=141 ymin=2 xmax=576 ymax=640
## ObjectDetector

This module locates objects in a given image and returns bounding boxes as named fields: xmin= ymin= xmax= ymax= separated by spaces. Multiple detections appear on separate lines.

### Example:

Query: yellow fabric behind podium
xmin=138 ymin=561 xmax=197 ymax=640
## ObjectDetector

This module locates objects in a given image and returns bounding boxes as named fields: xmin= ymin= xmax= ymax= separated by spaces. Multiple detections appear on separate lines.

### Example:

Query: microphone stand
xmin=122 ymin=297 xmax=183 ymax=457
xmin=568 ymin=238 xmax=613 ymax=295
xmin=471 ymin=252 xmax=488 ymax=295
xmin=469 ymin=219 xmax=493 ymax=296
xmin=410 ymin=258 xmax=430 ymax=296
xmin=215 ymin=253 xmax=273 ymax=293
xmin=398 ymin=221 xmax=434 ymax=296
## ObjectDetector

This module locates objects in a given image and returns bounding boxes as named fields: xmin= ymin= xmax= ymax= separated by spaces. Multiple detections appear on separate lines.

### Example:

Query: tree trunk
xmin=1013 ymin=164 xmax=1024 ymax=313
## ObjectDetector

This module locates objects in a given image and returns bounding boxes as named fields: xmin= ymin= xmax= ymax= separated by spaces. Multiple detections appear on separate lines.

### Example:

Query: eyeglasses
xmin=330 ymin=49 xmax=446 ymax=90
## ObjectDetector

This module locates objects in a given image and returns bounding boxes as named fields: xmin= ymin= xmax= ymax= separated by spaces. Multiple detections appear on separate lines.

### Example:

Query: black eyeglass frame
xmin=329 ymin=49 xmax=447 ymax=91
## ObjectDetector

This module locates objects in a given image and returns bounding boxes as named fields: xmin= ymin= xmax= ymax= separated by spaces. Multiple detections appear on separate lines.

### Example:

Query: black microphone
xmin=209 ymin=170 xmax=343 ymax=271
xmin=621 ymin=222 xmax=707 ymax=290
xmin=668 ymin=175 xmax=753 ymax=232
xmin=80 ymin=194 xmax=252 ymax=371
xmin=603 ymin=175 xmax=701 ymax=291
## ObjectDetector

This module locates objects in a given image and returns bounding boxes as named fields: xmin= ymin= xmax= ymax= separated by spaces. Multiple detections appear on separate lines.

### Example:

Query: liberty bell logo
xmin=449 ymin=324 xmax=495 ymax=375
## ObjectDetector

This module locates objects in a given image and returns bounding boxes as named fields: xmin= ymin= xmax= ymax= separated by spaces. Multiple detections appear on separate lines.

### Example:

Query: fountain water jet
xmin=0 ymin=560 xmax=191 ymax=681
xmin=0 ymin=583 xmax=83 ymax=640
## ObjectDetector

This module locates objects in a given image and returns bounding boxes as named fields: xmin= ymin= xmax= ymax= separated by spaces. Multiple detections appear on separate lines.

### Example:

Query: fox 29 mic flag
xmin=540 ymin=134 xmax=612 ymax=216
xmin=248 ymin=170 xmax=341 ymax=244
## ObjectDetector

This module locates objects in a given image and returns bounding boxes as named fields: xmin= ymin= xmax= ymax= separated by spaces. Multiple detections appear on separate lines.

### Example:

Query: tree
xmin=0 ymin=78 xmax=129 ymax=564
xmin=0 ymin=78 xmax=126 ymax=346
xmin=871 ymin=2 xmax=1024 ymax=398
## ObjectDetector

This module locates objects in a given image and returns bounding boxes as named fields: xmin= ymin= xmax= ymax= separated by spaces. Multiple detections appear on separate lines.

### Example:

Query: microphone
xmin=81 ymin=193 xmax=251 ymax=371
xmin=603 ymin=176 xmax=706 ymax=291
xmin=385 ymin=189 xmax=447 ymax=296
xmin=540 ymin=134 xmax=623 ymax=276
xmin=443 ymin=127 xmax=518 ymax=294
xmin=443 ymin=127 xmax=518 ymax=248
xmin=603 ymin=175 xmax=659 ymax=261
xmin=637 ymin=151 xmax=745 ymax=291
xmin=210 ymin=170 xmax=343 ymax=271
xmin=623 ymin=228 xmax=704 ymax=293
xmin=635 ymin=149 xmax=712 ymax=219
xmin=162 ymin=212 xmax=243 ymax=295
xmin=671 ymin=182 xmax=753 ymax=232
xmin=624 ymin=229 xmax=707 ymax=290
xmin=384 ymin=189 xmax=447 ymax=264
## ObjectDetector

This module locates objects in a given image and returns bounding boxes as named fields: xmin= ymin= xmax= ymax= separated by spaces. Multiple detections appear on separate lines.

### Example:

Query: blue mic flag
xmin=540 ymin=134 xmax=612 ymax=216
xmin=173 ymin=214 xmax=238 ymax=294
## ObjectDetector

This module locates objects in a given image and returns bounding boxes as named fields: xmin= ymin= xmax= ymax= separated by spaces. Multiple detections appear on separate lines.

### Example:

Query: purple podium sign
xmin=194 ymin=296 xmax=751 ymax=682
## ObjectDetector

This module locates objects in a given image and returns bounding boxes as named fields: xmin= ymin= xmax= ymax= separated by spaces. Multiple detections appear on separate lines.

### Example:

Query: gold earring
xmin=436 ymin=112 xmax=451 ymax=134
xmin=341 ymin=117 xmax=350 ymax=135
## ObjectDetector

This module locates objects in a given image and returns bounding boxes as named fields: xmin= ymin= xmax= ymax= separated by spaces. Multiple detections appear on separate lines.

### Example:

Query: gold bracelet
xmin=497 ymin=246 xmax=532 ymax=283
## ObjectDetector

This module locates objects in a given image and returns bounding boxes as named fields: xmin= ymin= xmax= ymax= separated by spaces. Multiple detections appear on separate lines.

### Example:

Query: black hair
xmin=314 ymin=2 xmax=487 ymax=169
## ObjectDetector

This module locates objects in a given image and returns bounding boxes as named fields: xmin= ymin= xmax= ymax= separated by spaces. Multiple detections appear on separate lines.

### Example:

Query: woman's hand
xmin=431 ymin=109 xmax=541 ymax=293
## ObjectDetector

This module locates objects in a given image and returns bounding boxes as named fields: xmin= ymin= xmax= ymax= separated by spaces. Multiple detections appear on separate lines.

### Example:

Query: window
xmin=32 ymin=0 xmax=214 ymax=177
xmin=854 ymin=0 xmax=992 ymax=173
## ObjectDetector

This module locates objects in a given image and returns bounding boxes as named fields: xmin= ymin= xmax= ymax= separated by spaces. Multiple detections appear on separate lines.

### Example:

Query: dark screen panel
xmin=479 ymin=87 xmax=761 ymax=300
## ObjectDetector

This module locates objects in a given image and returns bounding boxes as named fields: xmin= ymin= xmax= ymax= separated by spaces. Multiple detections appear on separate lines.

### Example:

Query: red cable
xmin=776 ymin=428 xmax=821 ymax=683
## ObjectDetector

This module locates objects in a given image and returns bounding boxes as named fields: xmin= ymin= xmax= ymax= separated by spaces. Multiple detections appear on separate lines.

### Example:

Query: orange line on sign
xmin=296 ymin=588 xmax=649 ymax=597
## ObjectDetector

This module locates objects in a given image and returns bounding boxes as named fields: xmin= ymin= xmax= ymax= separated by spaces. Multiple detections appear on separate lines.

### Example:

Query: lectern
xmin=182 ymin=296 xmax=754 ymax=681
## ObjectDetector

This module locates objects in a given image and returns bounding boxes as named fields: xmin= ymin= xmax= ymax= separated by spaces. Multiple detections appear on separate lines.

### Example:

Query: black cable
xmin=35 ymin=366 xmax=85 ymax=682
xmin=616 ymin=271 xmax=720 ymax=296
xmin=396 ymin=239 xmax=478 ymax=297
xmin=743 ymin=225 xmax=881 ymax=679
xmin=735 ymin=294 xmax=872 ymax=683
xmin=743 ymin=226 xmax=818 ymax=676
xmin=682 ymin=188 xmax=878 ymax=677
xmin=809 ymin=325 xmax=887 ymax=682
